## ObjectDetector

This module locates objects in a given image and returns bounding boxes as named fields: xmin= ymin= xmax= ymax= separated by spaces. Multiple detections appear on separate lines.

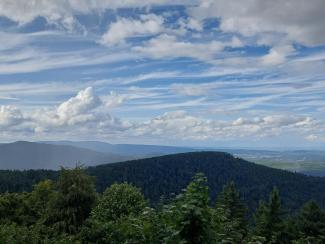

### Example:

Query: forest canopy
xmin=0 ymin=166 xmax=324 ymax=243
xmin=0 ymin=152 xmax=324 ymax=213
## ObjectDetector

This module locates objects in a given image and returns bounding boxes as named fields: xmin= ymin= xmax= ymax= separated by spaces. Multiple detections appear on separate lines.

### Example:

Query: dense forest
xmin=0 ymin=152 xmax=324 ymax=212
xmin=0 ymin=166 xmax=324 ymax=243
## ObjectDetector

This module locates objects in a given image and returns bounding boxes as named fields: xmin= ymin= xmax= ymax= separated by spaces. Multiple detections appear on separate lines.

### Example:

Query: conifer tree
xmin=175 ymin=173 xmax=214 ymax=244
xmin=214 ymin=181 xmax=247 ymax=243
xmin=46 ymin=166 xmax=97 ymax=234
xmin=295 ymin=200 xmax=325 ymax=241
xmin=254 ymin=187 xmax=284 ymax=243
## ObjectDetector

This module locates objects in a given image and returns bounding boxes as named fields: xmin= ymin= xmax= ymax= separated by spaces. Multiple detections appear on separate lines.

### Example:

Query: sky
xmin=0 ymin=0 xmax=325 ymax=148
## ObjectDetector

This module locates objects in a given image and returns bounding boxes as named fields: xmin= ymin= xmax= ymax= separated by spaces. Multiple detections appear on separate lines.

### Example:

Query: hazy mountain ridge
xmin=0 ymin=140 xmax=195 ymax=170
xmin=0 ymin=141 xmax=324 ymax=176
xmin=0 ymin=141 xmax=129 ymax=170
xmin=41 ymin=140 xmax=196 ymax=156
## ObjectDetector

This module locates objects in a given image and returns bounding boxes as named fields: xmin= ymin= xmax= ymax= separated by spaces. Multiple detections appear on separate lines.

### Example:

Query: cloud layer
xmin=0 ymin=0 xmax=325 ymax=146
xmin=1 ymin=88 xmax=320 ymax=144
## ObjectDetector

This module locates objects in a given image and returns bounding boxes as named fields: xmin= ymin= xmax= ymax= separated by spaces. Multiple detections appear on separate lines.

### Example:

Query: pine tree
xmin=46 ymin=166 xmax=97 ymax=234
xmin=296 ymin=200 xmax=325 ymax=241
xmin=214 ymin=182 xmax=247 ymax=243
xmin=176 ymin=173 xmax=214 ymax=244
xmin=254 ymin=187 xmax=284 ymax=243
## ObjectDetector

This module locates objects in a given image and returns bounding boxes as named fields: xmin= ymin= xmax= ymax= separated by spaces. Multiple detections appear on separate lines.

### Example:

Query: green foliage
xmin=1 ymin=152 xmax=324 ymax=214
xmin=0 ymin=192 xmax=32 ymax=225
xmin=254 ymin=187 xmax=285 ymax=243
xmin=90 ymin=208 xmax=169 ymax=244
xmin=91 ymin=182 xmax=146 ymax=222
xmin=46 ymin=166 xmax=97 ymax=234
xmin=28 ymin=179 xmax=56 ymax=222
xmin=0 ymin=223 xmax=37 ymax=244
xmin=295 ymin=200 xmax=325 ymax=241
xmin=0 ymin=163 xmax=324 ymax=243
xmin=214 ymin=182 xmax=247 ymax=243
xmin=168 ymin=173 xmax=214 ymax=244
xmin=82 ymin=183 xmax=148 ymax=243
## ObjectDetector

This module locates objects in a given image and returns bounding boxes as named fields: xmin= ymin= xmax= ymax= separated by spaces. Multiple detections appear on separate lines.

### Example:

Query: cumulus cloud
xmin=0 ymin=89 xmax=320 ymax=142
xmin=133 ymin=111 xmax=316 ymax=140
xmin=105 ymin=91 xmax=128 ymax=108
xmin=58 ymin=87 xmax=99 ymax=115
xmin=100 ymin=14 xmax=164 ymax=46
xmin=189 ymin=0 xmax=325 ymax=46
xmin=177 ymin=17 xmax=203 ymax=34
xmin=133 ymin=111 xmax=212 ymax=140
xmin=31 ymin=87 xmax=130 ymax=135
xmin=262 ymin=45 xmax=295 ymax=65
xmin=186 ymin=18 xmax=203 ymax=31
xmin=0 ymin=106 xmax=25 ymax=128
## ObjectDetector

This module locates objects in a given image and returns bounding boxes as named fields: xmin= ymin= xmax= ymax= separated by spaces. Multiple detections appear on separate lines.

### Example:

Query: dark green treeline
xmin=0 ymin=166 xmax=324 ymax=243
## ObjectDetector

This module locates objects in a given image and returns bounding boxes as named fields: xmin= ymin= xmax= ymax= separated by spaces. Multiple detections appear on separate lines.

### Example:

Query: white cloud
xmin=187 ymin=18 xmax=203 ymax=31
xmin=55 ymin=87 xmax=101 ymax=125
xmin=0 ymin=0 xmax=183 ymax=28
xmin=177 ymin=17 xmax=203 ymax=33
xmin=0 ymin=106 xmax=25 ymax=128
xmin=305 ymin=134 xmax=319 ymax=141
xmin=189 ymin=0 xmax=325 ymax=46
xmin=133 ymin=111 xmax=212 ymax=140
xmin=171 ymin=82 xmax=220 ymax=96
xmin=262 ymin=45 xmax=295 ymax=65
xmin=0 ymin=46 xmax=136 ymax=75
xmin=0 ymin=87 xmax=321 ymax=142
xmin=133 ymin=34 xmax=224 ymax=61
xmin=100 ymin=14 xmax=164 ymax=46
xmin=31 ymin=87 xmax=130 ymax=135
xmin=105 ymin=91 xmax=128 ymax=108
xmin=133 ymin=111 xmax=316 ymax=140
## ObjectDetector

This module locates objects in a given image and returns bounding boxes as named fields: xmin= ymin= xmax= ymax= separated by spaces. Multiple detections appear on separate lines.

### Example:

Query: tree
xmin=0 ymin=192 xmax=32 ymax=225
xmin=46 ymin=166 xmax=97 ymax=234
xmin=95 ymin=207 xmax=167 ymax=244
xmin=254 ymin=187 xmax=284 ymax=243
xmin=28 ymin=179 xmax=56 ymax=223
xmin=82 ymin=183 xmax=148 ymax=243
xmin=91 ymin=183 xmax=146 ymax=222
xmin=214 ymin=182 xmax=247 ymax=243
xmin=170 ymin=173 xmax=214 ymax=244
xmin=295 ymin=200 xmax=325 ymax=241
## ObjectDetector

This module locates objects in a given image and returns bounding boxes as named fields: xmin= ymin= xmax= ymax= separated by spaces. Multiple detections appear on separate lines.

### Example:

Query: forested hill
xmin=0 ymin=151 xmax=324 ymax=212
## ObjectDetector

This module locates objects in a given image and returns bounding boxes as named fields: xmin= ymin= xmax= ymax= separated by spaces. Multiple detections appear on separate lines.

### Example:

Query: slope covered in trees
xmin=0 ymin=152 xmax=324 ymax=212
xmin=0 ymin=167 xmax=324 ymax=243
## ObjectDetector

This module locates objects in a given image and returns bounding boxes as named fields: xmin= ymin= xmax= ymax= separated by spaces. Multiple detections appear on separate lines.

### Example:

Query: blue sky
xmin=0 ymin=0 xmax=325 ymax=148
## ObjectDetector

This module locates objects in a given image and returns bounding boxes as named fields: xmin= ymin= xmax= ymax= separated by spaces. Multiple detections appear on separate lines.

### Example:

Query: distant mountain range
xmin=0 ymin=141 xmax=129 ymax=170
xmin=41 ymin=140 xmax=194 ymax=157
xmin=0 ymin=141 xmax=195 ymax=170
xmin=0 ymin=141 xmax=324 ymax=176
xmin=0 ymin=152 xmax=324 ymax=212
